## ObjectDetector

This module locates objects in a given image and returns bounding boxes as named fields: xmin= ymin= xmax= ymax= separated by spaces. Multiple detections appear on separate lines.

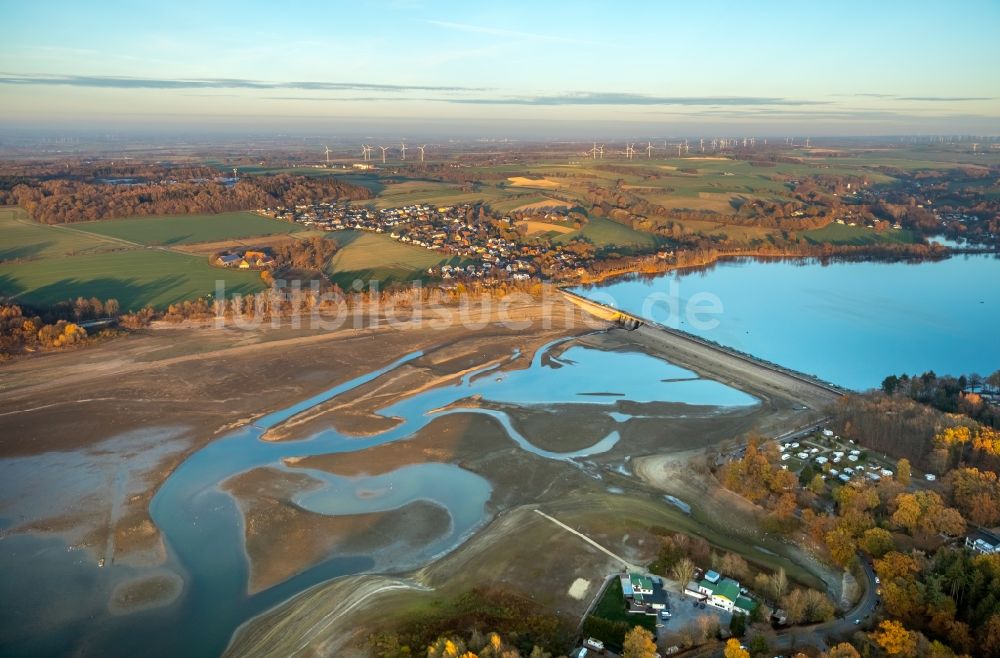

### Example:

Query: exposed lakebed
xmin=0 ymin=337 xmax=754 ymax=657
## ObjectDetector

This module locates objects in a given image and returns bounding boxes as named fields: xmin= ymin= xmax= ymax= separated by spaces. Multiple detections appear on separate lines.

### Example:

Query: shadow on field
xmin=6 ymin=275 xmax=259 ymax=312
xmin=0 ymin=241 xmax=55 ymax=262
xmin=0 ymin=274 xmax=26 ymax=301
xmin=324 ymin=231 xmax=362 ymax=248
xmin=158 ymin=234 xmax=194 ymax=246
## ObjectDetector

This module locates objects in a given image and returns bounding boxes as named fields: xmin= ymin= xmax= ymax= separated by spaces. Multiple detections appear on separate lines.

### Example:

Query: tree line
xmin=0 ymin=173 xmax=373 ymax=224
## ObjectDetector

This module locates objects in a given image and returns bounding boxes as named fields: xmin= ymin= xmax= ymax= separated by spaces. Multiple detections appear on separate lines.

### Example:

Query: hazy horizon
xmin=2 ymin=0 xmax=1000 ymax=138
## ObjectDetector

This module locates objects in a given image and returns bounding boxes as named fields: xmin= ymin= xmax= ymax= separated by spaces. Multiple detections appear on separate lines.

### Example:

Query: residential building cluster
xmin=259 ymin=202 xmax=598 ymax=281
xmin=215 ymin=249 xmax=275 ymax=269
xmin=620 ymin=572 xmax=670 ymax=618
xmin=683 ymin=569 xmax=758 ymax=616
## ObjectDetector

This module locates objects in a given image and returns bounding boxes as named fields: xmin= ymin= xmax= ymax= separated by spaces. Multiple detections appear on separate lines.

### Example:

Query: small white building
xmin=966 ymin=529 xmax=1000 ymax=554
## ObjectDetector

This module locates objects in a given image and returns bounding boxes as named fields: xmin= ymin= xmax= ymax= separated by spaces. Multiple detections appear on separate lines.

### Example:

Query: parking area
xmin=656 ymin=591 xmax=732 ymax=644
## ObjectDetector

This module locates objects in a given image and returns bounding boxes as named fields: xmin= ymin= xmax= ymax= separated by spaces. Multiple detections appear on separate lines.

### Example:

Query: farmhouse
xmin=217 ymin=249 xmax=275 ymax=270
xmin=619 ymin=572 xmax=668 ymax=615
xmin=694 ymin=575 xmax=757 ymax=615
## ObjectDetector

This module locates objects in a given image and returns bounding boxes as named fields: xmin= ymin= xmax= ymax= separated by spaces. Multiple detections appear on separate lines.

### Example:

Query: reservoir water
xmin=575 ymin=254 xmax=1000 ymax=390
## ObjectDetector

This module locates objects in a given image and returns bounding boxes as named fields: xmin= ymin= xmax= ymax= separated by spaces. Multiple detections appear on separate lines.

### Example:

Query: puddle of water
xmin=664 ymin=495 xmax=692 ymax=515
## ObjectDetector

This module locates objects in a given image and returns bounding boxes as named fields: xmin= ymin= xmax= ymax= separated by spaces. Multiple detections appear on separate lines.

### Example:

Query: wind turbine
xmin=324 ymin=145 xmax=331 ymax=164
xmin=417 ymin=145 xmax=427 ymax=162
xmin=361 ymin=144 xmax=371 ymax=161
xmin=232 ymin=167 xmax=239 ymax=181
xmin=399 ymin=142 xmax=407 ymax=160
xmin=646 ymin=142 xmax=654 ymax=158
xmin=379 ymin=146 xmax=389 ymax=163
xmin=599 ymin=144 xmax=605 ymax=159
xmin=677 ymin=144 xmax=682 ymax=157
xmin=588 ymin=142 xmax=600 ymax=159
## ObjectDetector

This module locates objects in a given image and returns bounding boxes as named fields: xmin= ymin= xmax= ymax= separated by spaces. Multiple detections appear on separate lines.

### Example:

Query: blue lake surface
xmin=574 ymin=254 xmax=1000 ymax=390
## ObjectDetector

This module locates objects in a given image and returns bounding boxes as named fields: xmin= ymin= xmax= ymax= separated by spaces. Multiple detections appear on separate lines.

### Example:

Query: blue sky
xmin=2 ymin=0 xmax=998 ymax=135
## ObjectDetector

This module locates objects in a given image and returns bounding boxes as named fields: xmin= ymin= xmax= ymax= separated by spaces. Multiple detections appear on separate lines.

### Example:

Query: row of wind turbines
xmin=323 ymin=143 xmax=429 ymax=164
xmin=586 ymin=136 xmax=811 ymax=160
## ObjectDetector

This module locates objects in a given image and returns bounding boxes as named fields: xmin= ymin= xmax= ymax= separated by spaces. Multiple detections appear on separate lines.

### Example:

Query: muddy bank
xmin=109 ymin=571 xmax=184 ymax=615
xmin=284 ymin=413 xmax=510 ymax=478
xmin=223 ymin=467 xmax=453 ymax=594
xmin=259 ymin=325 xmax=584 ymax=443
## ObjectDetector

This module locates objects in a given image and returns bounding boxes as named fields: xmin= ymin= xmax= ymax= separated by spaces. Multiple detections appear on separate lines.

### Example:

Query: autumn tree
xmin=950 ymin=467 xmax=1000 ymax=526
xmin=875 ymin=552 xmax=924 ymax=622
xmin=897 ymin=457 xmax=911 ymax=486
xmin=825 ymin=643 xmax=861 ymax=658
xmin=671 ymin=558 xmax=696 ymax=587
xmin=872 ymin=619 xmax=918 ymax=656
xmin=723 ymin=638 xmax=750 ymax=658
xmin=981 ymin=613 xmax=1000 ymax=658
xmin=861 ymin=527 xmax=895 ymax=558
xmin=891 ymin=490 xmax=966 ymax=537
xmin=427 ymin=637 xmax=467 ymax=658
xmin=781 ymin=589 xmax=807 ymax=624
xmin=719 ymin=553 xmax=750 ymax=581
xmin=622 ymin=626 xmax=657 ymax=658
xmin=825 ymin=526 xmax=859 ymax=568
xmin=768 ymin=568 xmax=789 ymax=602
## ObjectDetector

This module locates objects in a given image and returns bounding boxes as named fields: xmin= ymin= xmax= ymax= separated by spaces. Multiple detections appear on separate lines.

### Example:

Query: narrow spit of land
xmin=561 ymin=289 xmax=844 ymax=411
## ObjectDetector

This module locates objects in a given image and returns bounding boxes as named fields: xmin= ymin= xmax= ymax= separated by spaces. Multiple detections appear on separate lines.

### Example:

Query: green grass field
xmin=0 ymin=248 xmax=263 ymax=310
xmin=802 ymin=223 xmax=919 ymax=246
xmin=73 ymin=212 xmax=303 ymax=246
xmin=0 ymin=207 xmax=118 ymax=260
xmin=325 ymin=230 xmax=467 ymax=288
xmin=555 ymin=217 xmax=658 ymax=250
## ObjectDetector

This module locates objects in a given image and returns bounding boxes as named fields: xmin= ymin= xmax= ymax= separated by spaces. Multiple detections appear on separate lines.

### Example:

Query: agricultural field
xmin=517 ymin=219 xmax=576 ymax=238
xmin=0 ymin=207 xmax=119 ymax=261
xmin=73 ymin=212 xmax=303 ymax=246
xmin=325 ymin=230 xmax=467 ymax=288
xmin=0 ymin=248 xmax=263 ymax=310
xmin=801 ymin=223 xmax=919 ymax=246
xmin=506 ymin=176 xmax=561 ymax=189
xmin=369 ymin=179 xmax=516 ymax=210
xmin=555 ymin=217 xmax=658 ymax=250
xmin=662 ymin=217 xmax=779 ymax=242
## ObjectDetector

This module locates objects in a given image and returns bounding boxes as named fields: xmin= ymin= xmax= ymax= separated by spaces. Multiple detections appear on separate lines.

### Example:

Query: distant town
xmin=257 ymin=202 xmax=608 ymax=282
